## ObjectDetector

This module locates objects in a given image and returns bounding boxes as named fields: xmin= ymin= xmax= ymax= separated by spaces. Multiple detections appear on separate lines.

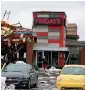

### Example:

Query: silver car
xmin=1 ymin=63 xmax=38 ymax=89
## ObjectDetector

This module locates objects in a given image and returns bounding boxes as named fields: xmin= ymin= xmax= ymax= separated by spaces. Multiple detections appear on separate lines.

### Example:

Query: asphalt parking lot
xmin=16 ymin=70 xmax=59 ymax=90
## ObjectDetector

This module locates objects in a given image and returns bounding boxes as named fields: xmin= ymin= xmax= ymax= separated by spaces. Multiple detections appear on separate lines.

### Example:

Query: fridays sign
xmin=34 ymin=18 xmax=62 ymax=26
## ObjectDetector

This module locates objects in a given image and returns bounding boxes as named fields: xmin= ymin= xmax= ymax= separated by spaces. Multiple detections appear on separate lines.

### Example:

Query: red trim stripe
xmin=33 ymin=14 xmax=37 ymax=18
xmin=48 ymin=26 xmax=61 ymax=29
xmin=37 ymin=32 xmax=48 ymax=36
xmin=60 ymin=15 xmax=64 ymax=18
xmin=48 ymin=25 xmax=64 ymax=47
xmin=59 ymin=26 xmax=64 ymax=47
xmin=58 ymin=51 xmax=64 ymax=67
xmin=48 ymin=39 xmax=59 ymax=43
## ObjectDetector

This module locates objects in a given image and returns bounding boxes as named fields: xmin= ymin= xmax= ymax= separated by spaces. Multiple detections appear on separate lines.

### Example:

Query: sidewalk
xmin=38 ymin=67 xmax=60 ymax=77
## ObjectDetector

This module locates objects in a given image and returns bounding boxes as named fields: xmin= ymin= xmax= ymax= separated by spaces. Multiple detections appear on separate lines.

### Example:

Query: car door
xmin=32 ymin=66 xmax=38 ymax=84
xmin=29 ymin=66 xmax=36 ymax=85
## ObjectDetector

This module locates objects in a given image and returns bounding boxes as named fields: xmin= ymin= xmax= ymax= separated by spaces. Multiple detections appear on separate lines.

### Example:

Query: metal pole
xmin=1 ymin=54 xmax=8 ymax=71
xmin=36 ymin=51 xmax=37 ymax=65
xmin=48 ymin=54 xmax=49 ymax=66
xmin=69 ymin=56 xmax=70 ymax=64
xmin=58 ymin=51 xmax=59 ymax=66
xmin=42 ymin=51 xmax=44 ymax=57
xmin=51 ymin=51 xmax=52 ymax=66
xmin=65 ymin=52 xmax=70 ymax=65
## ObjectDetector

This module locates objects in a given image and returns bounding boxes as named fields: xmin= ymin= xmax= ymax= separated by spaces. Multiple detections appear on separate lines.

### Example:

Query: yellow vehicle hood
xmin=60 ymin=74 xmax=85 ymax=82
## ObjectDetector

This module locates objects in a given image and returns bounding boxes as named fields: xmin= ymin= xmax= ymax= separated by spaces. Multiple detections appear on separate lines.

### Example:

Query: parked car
xmin=56 ymin=65 xmax=85 ymax=90
xmin=1 ymin=63 xmax=38 ymax=89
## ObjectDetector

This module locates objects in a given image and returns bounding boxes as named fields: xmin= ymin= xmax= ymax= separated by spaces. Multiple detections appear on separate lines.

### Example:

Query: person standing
xmin=42 ymin=56 xmax=46 ymax=71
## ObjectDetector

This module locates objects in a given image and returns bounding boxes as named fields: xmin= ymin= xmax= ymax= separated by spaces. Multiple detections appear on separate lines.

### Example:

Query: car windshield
xmin=61 ymin=66 xmax=85 ymax=75
xmin=2 ymin=64 xmax=31 ymax=72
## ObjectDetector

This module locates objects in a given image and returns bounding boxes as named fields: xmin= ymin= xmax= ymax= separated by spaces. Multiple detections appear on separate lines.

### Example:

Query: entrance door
xmin=44 ymin=51 xmax=51 ymax=68
xmin=52 ymin=51 xmax=58 ymax=67
xmin=37 ymin=51 xmax=51 ymax=68
xmin=36 ymin=51 xmax=59 ymax=68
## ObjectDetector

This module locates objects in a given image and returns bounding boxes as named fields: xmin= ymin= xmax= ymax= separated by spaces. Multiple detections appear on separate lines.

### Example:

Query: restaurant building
xmin=1 ymin=11 xmax=85 ymax=67
xmin=32 ymin=11 xmax=68 ymax=68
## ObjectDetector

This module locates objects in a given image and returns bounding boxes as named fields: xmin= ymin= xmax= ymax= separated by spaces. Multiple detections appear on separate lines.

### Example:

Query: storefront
xmin=33 ymin=46 xmax=68 ymax=68
xmin=32 ymin=11 xmax=68 ymax=68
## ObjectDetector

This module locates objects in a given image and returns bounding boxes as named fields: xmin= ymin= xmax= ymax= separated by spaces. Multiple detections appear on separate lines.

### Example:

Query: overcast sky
xmin=1 ymin=1 xmax=85 ymax=41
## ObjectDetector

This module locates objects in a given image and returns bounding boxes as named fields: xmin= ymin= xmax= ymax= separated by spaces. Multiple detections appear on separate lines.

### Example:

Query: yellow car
xmin=56 ymin=65 xmax=85 ymax=90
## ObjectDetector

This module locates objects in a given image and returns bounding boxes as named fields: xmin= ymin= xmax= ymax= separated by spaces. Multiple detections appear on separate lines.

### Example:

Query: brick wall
xmin=80 ymin=47 xmax=85 ymax=65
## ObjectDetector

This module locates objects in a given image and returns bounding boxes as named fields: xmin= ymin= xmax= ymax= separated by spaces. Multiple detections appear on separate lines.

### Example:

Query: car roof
xmin=7 ymin=63 xmax=32 ymax=67
xmin=64 ymin=65 xmax=85 ymax=68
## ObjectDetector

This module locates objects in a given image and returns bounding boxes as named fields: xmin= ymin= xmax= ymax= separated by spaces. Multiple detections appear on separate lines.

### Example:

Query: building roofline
xmin=66 ymin=39 xmax=85 ymax=47
xmin=33 ymin=11 xmax=67 ymax=17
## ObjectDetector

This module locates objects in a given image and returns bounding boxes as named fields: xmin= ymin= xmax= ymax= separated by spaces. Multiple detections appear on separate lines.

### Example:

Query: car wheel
xmin=34 ymin=82 xmax=37 ymax=88
xmin=34 ymin=76 xmax=38 ymax=88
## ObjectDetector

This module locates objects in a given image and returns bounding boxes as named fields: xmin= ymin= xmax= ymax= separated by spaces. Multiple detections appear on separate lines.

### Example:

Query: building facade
xmin=32 ymin=11 xmax=68 ymax=68
xmin=66 ymin=23 xmax=85 ymax=65
xmin=66 ymin=23 xmax=79 ymax=40
xmin=2 ymin=12 xmax=85 ymax=67
xmin=1 ymin=21 xmax=36 ymax=65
